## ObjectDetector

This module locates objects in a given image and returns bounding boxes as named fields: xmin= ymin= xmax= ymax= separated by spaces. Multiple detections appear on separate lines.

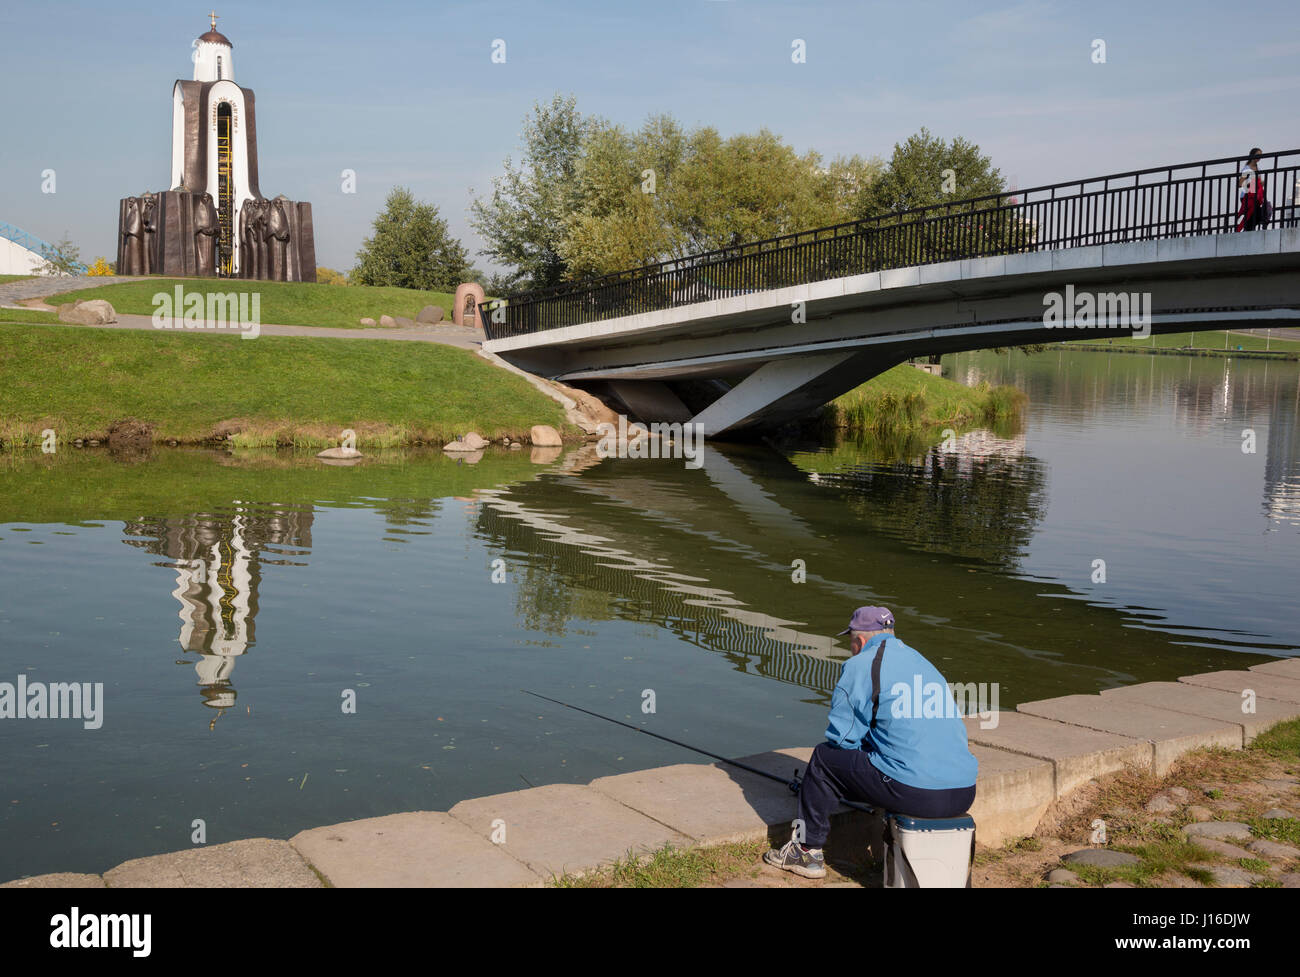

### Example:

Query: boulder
xmin=1248 ymin=839 xmax=1300 ymax=859
xmin=1062 ymin=849 xmax=1140 ymax=868
xmin=1046 ymin=868 xmax=1081 ymax=885
xmin=106 ymin=418 xmax=153 ymax=450
xmin=1262 ymin=809 xmax=1292 ymax=819
xmin=393 ymin=316 xmax=418 ymax=329
xmin=359 ymin=317 xmax=377 ymax=327
xmin=417 ymin=305 xmax=444 ymax=324
xmin=529 ymin=424 xmax=563 ymax=447
xmin=1188 ymin=837 xmax=1253 ymax=860
xmin=1144 ymin=794 xmax=1177 ymax=814
xmin=1167 ymin=787 xmax=1192 ymax=803
xmin=316 ymin=446 xmax=362 ymax=460
xmin=463 ymin=432 xmax=489 ymax=450
xmin=1182 ymin=821 xmax=1253 ymax=842
xmin=58 ymin=299 xmax=117 ymax=325
xmin=379 ymin=315 xmax=397 ymax=328
xmin=1206 ymin=866 xmax=1263 ymax=888
xmin=1185 ymin=805 xmax=1214 ymax=822
xmin=442 ymin=439 xmax=476 ymax=453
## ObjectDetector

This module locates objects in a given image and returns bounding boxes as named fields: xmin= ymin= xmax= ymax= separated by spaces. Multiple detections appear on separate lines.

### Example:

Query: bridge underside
xmin=484 ymin=233 xmax=1300 ymax=436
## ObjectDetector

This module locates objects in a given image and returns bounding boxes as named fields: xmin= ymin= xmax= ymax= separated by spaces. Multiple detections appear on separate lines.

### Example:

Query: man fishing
xmin=764 ymin=606 xmax=979 ymax=879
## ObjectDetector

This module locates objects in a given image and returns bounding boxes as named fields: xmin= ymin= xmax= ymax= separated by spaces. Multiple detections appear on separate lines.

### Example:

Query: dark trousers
xmin=796 ymin=742 xmax=976 ymax=848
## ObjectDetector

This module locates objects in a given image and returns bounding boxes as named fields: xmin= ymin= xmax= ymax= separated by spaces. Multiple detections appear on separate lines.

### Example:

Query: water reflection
xmin=122 ymin=504 xmax=313 ymax=724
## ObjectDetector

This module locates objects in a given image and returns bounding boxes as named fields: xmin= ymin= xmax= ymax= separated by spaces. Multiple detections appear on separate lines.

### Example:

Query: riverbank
xmin=1062 ymin=330 xmax=1300 ymax=361
xmin=824 ymin=364 xmax=1026 ymax=439
xmin=6 ymin=657 xmax=1296 ymax=888
xmin=0 ymin=325 xmax=571 ymax=449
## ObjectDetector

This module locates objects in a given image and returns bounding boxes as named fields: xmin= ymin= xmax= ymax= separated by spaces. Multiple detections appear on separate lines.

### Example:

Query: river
xmin=0 ymin=348 xmax=1296 ymax=880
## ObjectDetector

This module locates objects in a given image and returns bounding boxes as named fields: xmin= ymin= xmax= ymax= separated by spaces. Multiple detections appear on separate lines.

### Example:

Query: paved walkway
xmin=0 ymin=275 xmax=134 ymax=304
xmin=5 ymin=657 xmax=1298 ymax=888
xmin=88 ymin=313 xmax=484 ymax=349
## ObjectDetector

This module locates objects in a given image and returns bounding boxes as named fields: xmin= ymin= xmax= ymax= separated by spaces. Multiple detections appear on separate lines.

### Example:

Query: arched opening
xmin=216 ymin=103 xmax=234 ymax=276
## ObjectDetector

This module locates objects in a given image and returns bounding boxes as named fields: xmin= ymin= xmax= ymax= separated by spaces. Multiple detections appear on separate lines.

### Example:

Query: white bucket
xmin=884 ymin=813 xmax=976 ymax=888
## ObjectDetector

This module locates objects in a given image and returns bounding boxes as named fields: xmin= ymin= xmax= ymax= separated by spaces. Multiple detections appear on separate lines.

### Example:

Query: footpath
xmin=5 ymin=658 xmax=1299 ymax=888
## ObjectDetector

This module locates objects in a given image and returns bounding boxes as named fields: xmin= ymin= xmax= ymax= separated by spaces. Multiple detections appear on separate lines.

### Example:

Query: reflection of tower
xmin=122 ymin=504 xmax=313 ymax=724
xmin=1263 ymin=377 xmax=1300 ymax=526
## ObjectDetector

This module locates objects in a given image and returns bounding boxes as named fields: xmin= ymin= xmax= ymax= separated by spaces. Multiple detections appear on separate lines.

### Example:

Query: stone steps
xmin=5 ymin=657 xmax=1298 ymax=888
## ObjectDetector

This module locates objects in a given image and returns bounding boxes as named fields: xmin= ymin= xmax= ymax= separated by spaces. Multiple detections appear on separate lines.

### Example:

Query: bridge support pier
xmin=691 ymin=352 xmax=857 ymax=436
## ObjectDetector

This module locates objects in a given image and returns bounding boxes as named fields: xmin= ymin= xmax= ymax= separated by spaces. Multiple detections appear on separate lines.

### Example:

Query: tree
xmin=32 ymin=234 xmax=83 ymax=276
xmin=351 ymin=187 xmax=470 ymax=291
xmin=850 ymin=129 xmax=1020 ymax=267
xmin=87 ymin=256 xmax=114 ymax=277
xmin=853 ymin=128 xmax=1004 ymax=219
xmin=557 ymin=116 xmax=883 ymax=278
xmin=315 ymin=267 xmax=348 ymax=285
xmin=469 ymin=94 xmax=594 ymax=290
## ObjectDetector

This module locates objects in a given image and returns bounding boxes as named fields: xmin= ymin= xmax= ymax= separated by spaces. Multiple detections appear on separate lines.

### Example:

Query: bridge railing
xmin=0 ymin=221 xmax=90 ymax=274
xmin=480 ymin=149 xmax=1300 ymax=341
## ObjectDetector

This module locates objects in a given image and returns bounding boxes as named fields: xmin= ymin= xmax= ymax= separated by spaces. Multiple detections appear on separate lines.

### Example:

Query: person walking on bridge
xmin=764 ymin=606 xmax=978 ymax=879
xmin=1237 ymin=148 xmax=1268 ymax=231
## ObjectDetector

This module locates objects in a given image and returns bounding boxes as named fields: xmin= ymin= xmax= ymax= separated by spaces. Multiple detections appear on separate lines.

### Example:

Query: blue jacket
xmin=824 ymin=633 xmax=978 ymax=790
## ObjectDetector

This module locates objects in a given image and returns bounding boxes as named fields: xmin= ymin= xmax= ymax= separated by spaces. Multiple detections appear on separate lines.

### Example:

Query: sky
xmin=1 ymin=0 xmax=1297 ymax=274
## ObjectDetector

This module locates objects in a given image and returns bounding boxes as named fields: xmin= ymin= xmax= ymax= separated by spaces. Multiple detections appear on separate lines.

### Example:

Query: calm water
xmin=0 ymin=349 xmax=1297 ymax=879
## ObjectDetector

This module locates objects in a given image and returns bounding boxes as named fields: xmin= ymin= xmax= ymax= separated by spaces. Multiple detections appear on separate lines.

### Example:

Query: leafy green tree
xmin=469 ymin=94 xmax=594 ymax=289
xmin=851 ymin=128 xmax=1023 ymax=265
xmin=558 ymin=118 xmax=883 ymax=279
xmin=854 ymin=128 xmax=1005 ymax=219
xmin=33 ymin=234 xmax=83 ymax=276
xmin=351 ymin=187 xmax=470 ymax=291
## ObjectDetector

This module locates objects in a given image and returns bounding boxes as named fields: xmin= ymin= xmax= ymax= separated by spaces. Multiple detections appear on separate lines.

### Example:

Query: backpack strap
xmin=869 ymin=638 xmax=888 ymax=729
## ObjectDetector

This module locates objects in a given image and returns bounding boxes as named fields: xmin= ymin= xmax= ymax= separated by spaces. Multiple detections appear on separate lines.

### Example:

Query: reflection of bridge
xmin=482 ymin=151 xmax=1300 ymax=435
xmin=472 ymin=444 xmax=1276 ymax=707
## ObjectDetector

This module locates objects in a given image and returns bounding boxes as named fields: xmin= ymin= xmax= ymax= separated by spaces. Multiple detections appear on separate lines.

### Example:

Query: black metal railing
xmin=480 ymin=149 xmax=1300 ymax=341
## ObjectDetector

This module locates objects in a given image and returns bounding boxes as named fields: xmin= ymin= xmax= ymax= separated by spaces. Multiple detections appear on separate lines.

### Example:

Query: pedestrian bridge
xmin=481 ymin=150 xmax=1300 ymax=435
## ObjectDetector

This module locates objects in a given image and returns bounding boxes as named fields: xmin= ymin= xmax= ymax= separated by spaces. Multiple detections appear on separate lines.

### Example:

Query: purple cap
xmin=837 ymin=605 xmax=895 ymax=636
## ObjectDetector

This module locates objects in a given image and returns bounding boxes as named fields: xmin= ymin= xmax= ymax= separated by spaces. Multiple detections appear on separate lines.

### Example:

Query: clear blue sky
xmin=2 ymin=0 xmax=1297 ymax=273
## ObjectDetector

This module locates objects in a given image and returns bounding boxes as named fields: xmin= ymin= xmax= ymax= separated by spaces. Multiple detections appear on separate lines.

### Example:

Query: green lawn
xmin=0 ymin=325 xmax=568 ymax=448
xmin=1078 ymin=330 xmax=1300 ymax=354
xmin=36 ymin=277 xmax=458 ymax=329
xmin=0 ymin=274 xmax=35 ymax=285
xmin=0 ymin=308 xmax=59 ymax=324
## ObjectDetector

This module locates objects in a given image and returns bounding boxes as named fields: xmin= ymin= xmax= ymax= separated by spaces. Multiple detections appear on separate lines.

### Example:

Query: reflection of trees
xmin=802 ymin=435 xmax=1048 ymax=570
xmin=121 ymin=504 xmax=313 ymax=726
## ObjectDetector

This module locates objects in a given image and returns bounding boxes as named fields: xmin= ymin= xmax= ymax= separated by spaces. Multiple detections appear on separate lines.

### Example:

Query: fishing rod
xmin=522 ymin=690 xmax=878 ymax=816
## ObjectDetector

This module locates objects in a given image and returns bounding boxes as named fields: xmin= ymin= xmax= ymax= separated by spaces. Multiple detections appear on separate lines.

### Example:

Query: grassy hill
xmin=0 ymin=325 xmax=567 ymax=449
xmin=35 ymin=277 xmax=458 ymax=330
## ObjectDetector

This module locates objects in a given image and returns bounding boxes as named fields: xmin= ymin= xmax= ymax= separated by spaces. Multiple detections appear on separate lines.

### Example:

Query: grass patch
xmin=1246 ymin=817 xmax=1300 ymax=846
xmin=1087 ymin=330 xmax=1300 ymax=353
xmin=826 ymin=364 xmax=1026 ymax=439
xmin=0 ymin=307 xmax=59 ymax=324
xmin=1251 ymin=719 xmax=1300 ymax=759
xmin=0 ymin=325 xmax=568 ymax=448
xmin=0 ymin=274 xmax=35 ymax=285
xmin=550 ymin=840 xmax=769 ymax=888
xmin=34 ymin=277 xmax=458 ymax=330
